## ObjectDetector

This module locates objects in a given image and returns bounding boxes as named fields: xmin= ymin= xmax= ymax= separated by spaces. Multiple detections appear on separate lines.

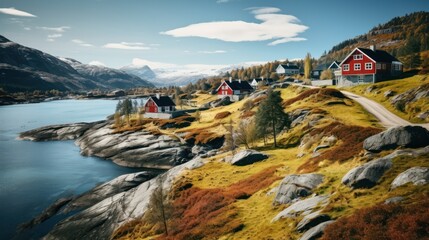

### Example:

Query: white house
xmin=276 ymin=63 xmax=300 ymax=76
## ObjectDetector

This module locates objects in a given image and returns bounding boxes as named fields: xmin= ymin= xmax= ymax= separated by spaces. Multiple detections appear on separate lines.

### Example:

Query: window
xmin=376 ymin=63 xmax=381 ymax=70
xmin=353 ymin=54 xmax=363 ymax=60
xmin=365 ymin=63 xmax=372 ymax=70
xmin=354 ymin=63 xmax=361 ymax=71
xmin=343 ymin=64 xmax=349 ymax=71
xmin=314 ymin=71 xmax=319 ymax=76
xmin=393 ymin=63 xmax=401 ymax=71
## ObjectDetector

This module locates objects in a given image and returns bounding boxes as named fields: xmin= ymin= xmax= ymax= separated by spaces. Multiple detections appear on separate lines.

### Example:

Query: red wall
xmin=145 ymin=99 xmax=158 ymax=113
xmin=342 ymin=50 xmax=376 ymax=75
xmin=217 ymin=82 xmax=233 ymax=95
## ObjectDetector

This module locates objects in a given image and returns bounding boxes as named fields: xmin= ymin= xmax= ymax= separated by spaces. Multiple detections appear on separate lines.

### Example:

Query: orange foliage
xmin=160 ymin=166 xmax=281 ymax=240
xmin=321 ymin=200 xmax=429 ymax=240
xmin=214 ymin=111 xmax=231 ymax=120
xmin=241 ymin=111 xmax=255 ymax=119
xmin=298 ymin=122 xmax=381 ymax=172
xmin=283 ymin=88 xmax=346 ymax=106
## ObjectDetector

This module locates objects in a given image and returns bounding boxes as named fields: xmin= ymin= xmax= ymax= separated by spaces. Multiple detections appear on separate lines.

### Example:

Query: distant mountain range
xmin=0 ymin=35 xmax=154 ymax=92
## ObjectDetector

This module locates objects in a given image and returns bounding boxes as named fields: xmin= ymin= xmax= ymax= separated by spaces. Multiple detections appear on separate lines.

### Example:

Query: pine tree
xmin=255 ymin=89 xmax=290 ymax=148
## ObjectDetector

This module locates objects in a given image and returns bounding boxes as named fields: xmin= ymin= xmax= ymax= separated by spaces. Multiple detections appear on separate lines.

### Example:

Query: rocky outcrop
xmin=44 ymin=157 xmax=205 ymax=240
xmin=296 ymin=210 xmax=331 ymax=233
xmin=19 ymin=121 xmax=102 ymax=141
xmin=62 ymin=171 xmax=158 ymax=213
xmin=342 ymin=156 xmax=392 ymax=189
xmin=391 ymin=167 xmax=429 ymax=189
xmin=226 ymin=150 xmax=269 ymax=166
xmin=299 ymin=220 xmax=335 ymax=240
xmin=273 ymin=174 xmax=324 ymax=205
xmin=342 ymin=146 xmax=429 ymax=189
xmin=363 ymin=126 xmax=429 ymax=152
xmin=21 ymin=120 xmax=194 ymax=168
xmin=272 ymin=195 xmax=329 ymax=222
xmin=384 ymin=196 xmax=405 ymax=204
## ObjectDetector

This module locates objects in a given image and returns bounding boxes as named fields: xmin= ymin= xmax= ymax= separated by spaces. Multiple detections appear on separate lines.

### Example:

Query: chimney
xmin=229 ymin=77 xmax=232 ymax=83
xmin=238 ymin=79 xmax=241 ymax=83
xmin=370 ymin=45 xmax=376 ymax=51
xmin=156 ymin=93 xmax=160 ymax=99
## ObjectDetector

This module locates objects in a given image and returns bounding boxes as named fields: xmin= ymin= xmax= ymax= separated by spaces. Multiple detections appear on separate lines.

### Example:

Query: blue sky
xmin=0 ymin=0 xmax=428 ymax=69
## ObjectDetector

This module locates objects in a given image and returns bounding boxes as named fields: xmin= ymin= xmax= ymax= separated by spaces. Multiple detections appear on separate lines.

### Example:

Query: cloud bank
xmin=0 ymin=7 xmax=36 ymax=17
xmin=161 ymin=7 xmax=308 ymax=46
xmin=103 ymin=42 xmax=150 ymax=50
xmin=72 ymin=39 xmax=93 ymax=47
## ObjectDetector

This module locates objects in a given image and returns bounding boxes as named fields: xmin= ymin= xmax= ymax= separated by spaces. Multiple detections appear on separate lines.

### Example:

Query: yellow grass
xmin=344 ymin=74 xmax=429 ymax=123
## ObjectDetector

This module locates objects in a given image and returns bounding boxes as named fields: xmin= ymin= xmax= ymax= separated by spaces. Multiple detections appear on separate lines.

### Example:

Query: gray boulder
xmin=227 ymin=150 xmax=269 ymax=166
xmin=272 ymin=195 xmax=329 ymax=222
xmin=384 ymin=196 xmax=405 ymax=204
xmin=273 ymin=174 xmax=324 ymax=205
xmin=384 ymin=90 xmax=396 ymax=97
xmin=363 ymin=126 xmax=429 ymax=152
xmin=296 ymin=210 xmax=331 ymax=233
xmin=391 ymin=167 xmax=429 ymax=189
xmin=19 ymin=121 xmax=102 ymax=141
xmin=342 ymin=157 xmax=393 ymax=189
xmin=299 ymin=220 xmax=335 ymax=240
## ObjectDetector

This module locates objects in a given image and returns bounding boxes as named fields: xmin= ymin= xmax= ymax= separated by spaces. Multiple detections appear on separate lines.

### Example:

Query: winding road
xmin=341 ymin=91 xmax=429 ymax=130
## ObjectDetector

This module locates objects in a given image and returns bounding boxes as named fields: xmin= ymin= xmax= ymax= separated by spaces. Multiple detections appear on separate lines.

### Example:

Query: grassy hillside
xmin=112 ymin=86 xmax=428 ymax=240
xmin=344 ymin=74 xmax=429 ymax=123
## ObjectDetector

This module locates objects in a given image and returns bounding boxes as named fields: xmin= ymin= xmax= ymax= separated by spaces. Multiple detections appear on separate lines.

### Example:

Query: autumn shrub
xmin=241 ymin=99 xmax=254 ymax=111
xmin=241 ymin=110 xmax=255 ymax=118
xmin=214 ymin=111 xmax=231 ymax=119
xmin=298 ymin=122 xmax=381 ymax=172
xmin=283 ymin=88 xmax=346 ymax=106
xmin=321 ymin=200 xmax=429 ymax=240
xmin=162 ymin=166 xmax=281 ymax=240
xmin=252 ymin=95 xmax=267 ymax=105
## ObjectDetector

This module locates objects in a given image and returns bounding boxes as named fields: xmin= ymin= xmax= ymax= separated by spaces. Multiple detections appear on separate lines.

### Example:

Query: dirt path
xmin=341 ymin=91 xmax=429 ymax=130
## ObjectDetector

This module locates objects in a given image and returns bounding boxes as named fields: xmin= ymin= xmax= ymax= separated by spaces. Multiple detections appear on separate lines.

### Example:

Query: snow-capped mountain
xmin=121 ymin=58 xmax=265 ymax=86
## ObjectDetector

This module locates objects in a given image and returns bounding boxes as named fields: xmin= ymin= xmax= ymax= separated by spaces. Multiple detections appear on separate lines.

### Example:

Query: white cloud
xmin=72 ymin=39 xmax=93 ymax=47
xmin=216 ymin=0 xmax=230 ymax=3
xmin=24 ymin=27 xmax=31 ymax=31
xmin=47 ymin=38 xmax=54 ymax=42
xmin=0 ymin=7 xmax=36 ymax=17
xmin=88 ymin=61 xmax=106 ymax=67
xmin=161 ymin=7 xmax=308 ymax=46
xmin=246 ymin=7 xmax=281 ymax=15
xmin=103 ymin=42 xmax=150 ymax=50
xmin=198 ymin=50 xmax=227 ymax=54
xmin=38 ymin=26 xmax=70 ymax=33
xmin=132 ymin=58 xmax=177 ymax=69
xmin=48 ymin=33 xmax=62 ymax=38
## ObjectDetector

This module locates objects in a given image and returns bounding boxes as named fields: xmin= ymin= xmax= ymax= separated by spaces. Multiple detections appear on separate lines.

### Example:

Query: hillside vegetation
xmin=346 ymin=74 xmax=429 ymax=123
xmin=111 ymin=84 xmax=429 ymax=240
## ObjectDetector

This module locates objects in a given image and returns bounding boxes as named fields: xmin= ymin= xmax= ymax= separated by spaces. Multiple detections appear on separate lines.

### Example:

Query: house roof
xmin=314 ymin=63 xmax=331 ymax=71
xmin=357 ymin=48 xmax=399 ymax=62
xmin=340 ymin=47 xmax=400 ymax=66
xmin=149 ymin=95 xmax=176 ymax=107
xmin=279 ymin=64 xmax=299 ymax=70
xmin=253 ymin=78 xmax=274 ymax=83
xmin=328 ymin=61 xmax=340 ymax=69
xmin=216 ymin=80 xmax=253 ymax=91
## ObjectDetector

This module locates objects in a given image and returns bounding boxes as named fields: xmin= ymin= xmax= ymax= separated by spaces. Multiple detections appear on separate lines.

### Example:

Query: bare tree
xmin=146 ymin=174 xmax=172 ymax=236
xmin=235 ymin=118 xmax=256 ymax=149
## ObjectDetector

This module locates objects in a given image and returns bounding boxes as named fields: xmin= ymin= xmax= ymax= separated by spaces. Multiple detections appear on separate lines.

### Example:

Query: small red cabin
xmin=338 ymin=46 xmax=402 ymax=86
xmin=144 ymin=94 xmax=176 ymax=113
xmin=215 ymin=78 xmax=253 ymax=101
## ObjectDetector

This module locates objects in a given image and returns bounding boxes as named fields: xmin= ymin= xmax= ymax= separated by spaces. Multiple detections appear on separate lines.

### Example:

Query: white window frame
xmin=365 ymin=63 xmax=372 ymax=70
xmin=376 ymin=63 xmax=381 ymax=70
xmin=354 ymin=63 xmax=361 ymax=71
xmin=353 ymin=54 xmax=363 ymax=60
xmin=343 ymin=64 xmax=349 ymax=71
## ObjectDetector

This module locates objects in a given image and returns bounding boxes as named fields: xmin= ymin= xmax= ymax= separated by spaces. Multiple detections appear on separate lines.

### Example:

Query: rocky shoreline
xmin=20 ymin=120 xmax=194 ymax=169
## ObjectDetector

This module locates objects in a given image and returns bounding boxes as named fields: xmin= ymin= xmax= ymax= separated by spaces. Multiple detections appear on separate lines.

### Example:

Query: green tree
xmin=121 ymin=98 xmax=133 ymax=124
xmin=146 ymin=175 xmax=172 ymax=236
xmin=255 ymin=89 xmax=290 ymax=148
xmin=235 ymin=118 xmax=256 ymax=149
xmin=304 ymin=53 xmax=312 ymax=80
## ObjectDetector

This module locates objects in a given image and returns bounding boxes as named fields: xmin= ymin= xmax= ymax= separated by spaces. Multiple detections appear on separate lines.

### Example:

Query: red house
xmin=144 ymin=94 xmax=176 ymax=113
xmin=215 ymin=77 xmax=253 ymax=101
xmin=338 ymin=45 xmax=402 ymax=86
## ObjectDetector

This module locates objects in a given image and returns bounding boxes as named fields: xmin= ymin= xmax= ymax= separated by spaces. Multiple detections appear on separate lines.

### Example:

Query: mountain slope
xmin=62 ymin=58 xmax=154 ymax=89
xmin=0 ymin=35 xmax=153 ymax=92
xmin=319 ymin=11 xmax=429 ymax=65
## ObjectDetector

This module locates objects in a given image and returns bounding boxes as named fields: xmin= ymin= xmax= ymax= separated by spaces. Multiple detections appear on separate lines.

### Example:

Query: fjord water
xmin=0 ymin=100 xmax=137 ymax=240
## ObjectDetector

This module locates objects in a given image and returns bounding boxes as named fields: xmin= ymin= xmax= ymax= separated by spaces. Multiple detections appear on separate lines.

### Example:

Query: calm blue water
xmin=0 ymin=100 xmax=138 ymax=240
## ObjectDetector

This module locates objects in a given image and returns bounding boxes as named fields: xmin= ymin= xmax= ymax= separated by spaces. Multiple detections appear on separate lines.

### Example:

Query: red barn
xmin=144 ymin=94 xmax=176 ymax=113
xmin=338 ymin=46 xmax=402 ymax=86
xmin=215 ymin=78 xmax=253 ymax=101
